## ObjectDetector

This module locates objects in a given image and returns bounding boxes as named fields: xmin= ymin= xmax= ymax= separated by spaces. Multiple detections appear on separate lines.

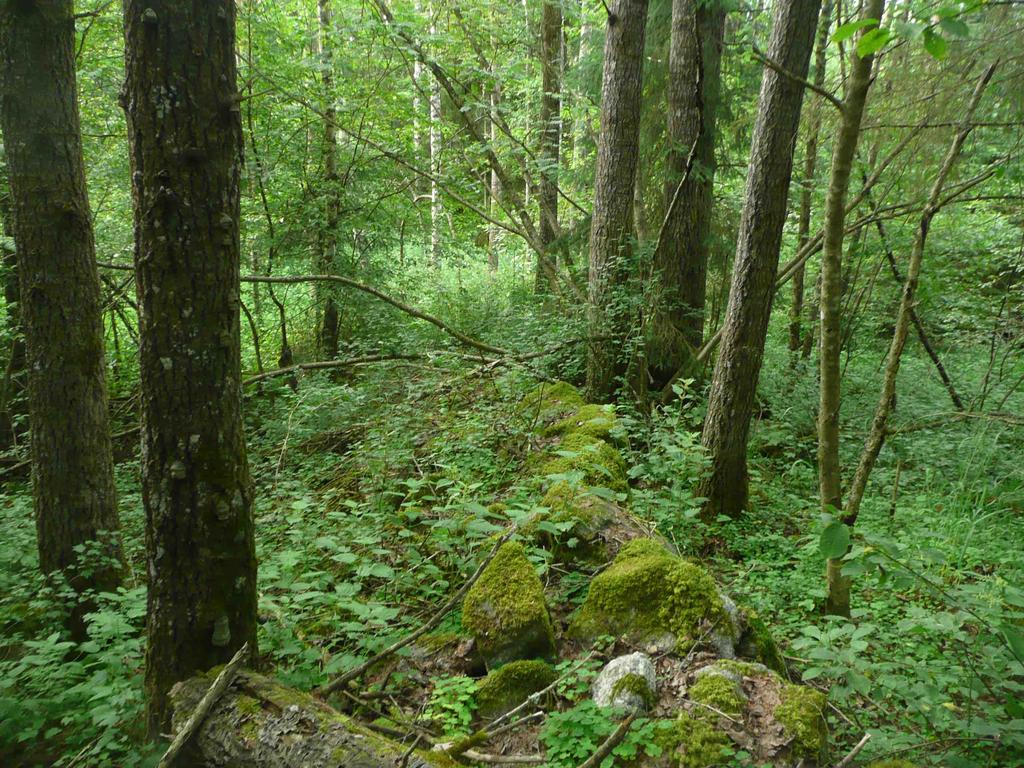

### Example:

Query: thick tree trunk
xmin=585 ymin=0 xmax=650 ymax=402
xmin=696 ymin=0 xmax=821 ymax=520
xmin=647 ymin=0 xmax=725 ymax=389
xmin=535 ymin=0 xmax=562 ymax=293
xmin=169 ymin=670 xmax=435 ymax=767
xmin=0 ymin=171 xmax=26 ymax=451
xmin=123 ymin=0 xmax=258 ymax=736
xmin=818 ymin=0 xmax=885 ymax=617
xmin=317 ymin=0 xmax=341 ymax=359
xmin=0 ymin=0 xmax=122 ymax=635
xmin=788 ymin=0 xmax=833 ymax=356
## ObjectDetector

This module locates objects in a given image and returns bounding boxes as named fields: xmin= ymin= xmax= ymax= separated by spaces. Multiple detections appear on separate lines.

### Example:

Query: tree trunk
xmin=825 ymin=64 xmax=997 ymax=617
xmin=0 ymin=168 xmax=26 ymax=452
xmin=122 ymin=0 xmax=258 ymax=736
xmin=818 ymin=0 xmax=885 ymax=617
xmin=536 ymin=0 xmax=562 ymax=293
xmin=789 ymin=0 xmax=833 ymax=356
xmin=0 ymin=0 xmax=123 ymax=637
xmin=696 ymin=0 xmax=821 ymax=520
xmin=169 ymin=670 xmax=435 ymax=767
xmin=585 ymin=0 xmax=650 ymax=402
xmin=429 ymin=5 xmax=443 ymax=267
xmin=317 ymin=0 xmax=341 ymax=359
xmin=488 ymin=41 xmax=501 ymax=272
xmin=647 ymin=0 xmax=725 ymax=390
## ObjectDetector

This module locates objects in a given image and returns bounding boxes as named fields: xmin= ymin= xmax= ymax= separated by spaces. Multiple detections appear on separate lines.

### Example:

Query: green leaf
xmin=820 ymin=521 xmax=851 ymax=560
xmin=833 ymin=18 xmax=879 ymax=43
xmin=939 ymin=17 xmax=970 ymax=38
xmin=1003 ymin=625 xmax=1024 ymax=661
xmin=923 ymin=28 xmax=949 ymax=59
xmin=857 ymin=27 xmax=892 ymax=57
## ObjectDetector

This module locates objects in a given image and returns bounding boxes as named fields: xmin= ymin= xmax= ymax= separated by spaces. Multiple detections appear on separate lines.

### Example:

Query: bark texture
xmin=647 ymin=0 xmax=726 ymax=388
xmin=696 ymin=0 xmax=821 ymax=520
xmin=585 ymin=0 xmax=650 ymax=402
xmin=122 ymin=0 xmax=258 ymax=735
xmin=0 ymin=0 xmax=122 ymax=626
xmin=169 ymin=670 xmax=435 ymax=767
xmin=818 ymin=0 xmax=886 ymax=616
xmin=789 ymin=0 xmax=833 ymax=356
xmin=536 ymin=0 xmax=562 ymax=292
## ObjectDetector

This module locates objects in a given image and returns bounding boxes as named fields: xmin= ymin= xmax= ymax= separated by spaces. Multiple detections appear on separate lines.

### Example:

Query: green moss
xmin=462 ymin=542 xmax=556 ymax=667
xmin=865 ymin=761 xmax=917 ymax=768
xmin=418 ymin=632 xmax=461 ymax=653
xmin=609 ymin=672 xmax=656 ymax=711
xmin=569 ymin=539 xmax=729 ymax=649
xmin=525 ymin=482 xmax=616 ymax=562
xmin=518 ymin=381 xmax=585 ymax=426
xmin=537 ymin=433 xmax=627 ymax=492
xmin=475 ymin=659 xmax=557 ymax=719
xmin=655 ymin=712 xmax=732 ymax=768
xmin=774 ymin=683 xmax=828 ymax=761
xmin=712 ymin=659 xmax=774 ymax=679
xmin=689 ymin=673 xmax=745 ymax=717
xmin=543 ymin=403 xmax=617 ymax=440
xmin=741 ymin=610 xmax=787 ymax=676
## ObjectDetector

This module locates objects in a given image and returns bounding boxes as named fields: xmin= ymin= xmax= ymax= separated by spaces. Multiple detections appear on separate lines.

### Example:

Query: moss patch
xmin=774 ymin=683 xmax=828 ymax=761
xmin=518 ymin=381 xmax=585 ymax=427
xmin=689 ymin=673 xmax=745 ymax=717
xmin=462 ymin=542 xmax=556 ymax=668
xmin=739 ymin=610 xmax=787 ymax=676
xmin=569 ymin=538 xmax=729 ymax=649
xmin=609 ymin=672 xmax=656 ymax=711
xmin=475 ymin=659 xmax=556 ymax=719
xmin=656 ymin=712 xmax=732 ymax=768
xmin=537 ymin=433 xmax=627 ymax=492
xmin=526 ymin=481 xmax=616 ymax=562
xmin=543 ymin=403 xmax=617 ymax=440
xmin=865 ymin=761 xmax=918 ymax=768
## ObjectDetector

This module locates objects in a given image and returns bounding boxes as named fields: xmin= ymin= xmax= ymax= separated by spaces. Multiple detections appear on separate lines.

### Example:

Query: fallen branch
xmin=243 ymin=354 xmax=425 ymax=386
xmin=575 ymin=713 xmax=636 ymax=768
xmin=158 ymin=642 xmax=249 ymax=768
xmin=833 ymin=732 xmax=871 ymax=768
xmin=317 ymin=528 xmax=516 ymax=697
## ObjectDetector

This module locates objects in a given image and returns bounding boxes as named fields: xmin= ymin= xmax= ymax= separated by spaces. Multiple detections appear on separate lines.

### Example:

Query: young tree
xmin=122 ymin=0 xmax=258 ymax=735
xmin=0 ymin=0 xmax=122 ymax=634
xmin=817 ymin=0 xmax=886 ymax=614
xmin=585 ymin=0 xmax=650 ymax=402
xmin=696 ymin=0 xmax=822 ymax=520
xmin=647 ymin=0 xmax=726 ymax=389
xmin=317 ymin=0 xmax=341 ymax=359
xmin=536 ymin=0 xmax=563 ymax=292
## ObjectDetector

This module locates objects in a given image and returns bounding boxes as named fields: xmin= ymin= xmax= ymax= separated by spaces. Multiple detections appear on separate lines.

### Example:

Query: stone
xmin=592 ymin=652 xmax=657 ymax=714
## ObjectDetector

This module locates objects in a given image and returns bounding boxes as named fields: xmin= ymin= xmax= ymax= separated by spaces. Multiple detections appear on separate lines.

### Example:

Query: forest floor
xmin=1 ymin=326 xmax=1022 ymax=767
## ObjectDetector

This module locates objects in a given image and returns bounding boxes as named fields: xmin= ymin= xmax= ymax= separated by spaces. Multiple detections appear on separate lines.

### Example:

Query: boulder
xmin=592 ymin=652 xmax=657 ymax=714
xmin=475 ymin=659 xmax=556 ymax=720
xmin=461 ymin=541 xmax=556 ymax=669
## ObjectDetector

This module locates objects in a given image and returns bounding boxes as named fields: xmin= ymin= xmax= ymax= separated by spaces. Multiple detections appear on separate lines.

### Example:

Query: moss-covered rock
xmin=689 ymin=670 xmax=746 ymax=717
xmin=865 ymin=761 xmax=917 ymax=768
xmin=774 ymin=682 xmax=828 ymax=762
xmin=462 ymin=542 xmax=556 ymax=668
xmin=736 ymin=609 xmax=787 ymax=676
xmin=537 ymin=433 xmax=628 ymax=492
xmin=526 ymin=481 xmax=618 ymax=562
xmin=518 ymin=381 xmax=585 ymax=427
xmin=543 ymin=403 xmax=617 ymax=441
xmin=655 ymin=712 xmax=733 ymax=768
xmin=569 ymin=538 xmax=730 ymax=651
xmin=475 ymin=659 xmax=556 ymax=719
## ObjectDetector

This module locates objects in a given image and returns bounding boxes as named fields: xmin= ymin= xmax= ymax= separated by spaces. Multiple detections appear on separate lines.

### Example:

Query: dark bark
xmin=585 ymin=0 xmax=650 ymax=402
xmin=122 ymin=0 xmax=258 ymax=736
xmin=789 ymin=0 xmax=833 ymax=356
xmin=0 ymin=0 xmax=122 ymax=632
xmin=0 ymin=169 xmax=26 ymax=451
xmin=647 ymin=0 xmax=725 ymax=389
xmin=696 ymin=0 xmax=821 ymax=520
xmin=536 ymin=0 xmax=562 ymax=293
